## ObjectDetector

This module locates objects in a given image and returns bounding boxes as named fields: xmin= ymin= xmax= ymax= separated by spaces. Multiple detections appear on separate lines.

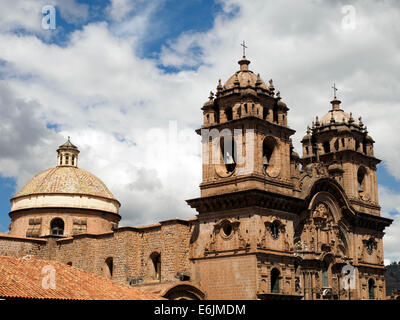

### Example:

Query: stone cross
xmin=332 ymin=83 xmax=338 ymax=99
xmin=241 ymin=41 xmax=248 ymax=57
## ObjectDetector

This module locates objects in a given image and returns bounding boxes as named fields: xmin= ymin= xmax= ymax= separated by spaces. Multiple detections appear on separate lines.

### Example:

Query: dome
xmin=320 ymin=98 xmax=350 ymax=126
xmin=13 ymin=166 xmax=118 ymax=202
xmin=320 ymin=109 xmax=351 ymax=125
xmin=223 ymin=57 xmax=270 ymax=91
xmin=10 ymin=139 xmax=120 ymax=215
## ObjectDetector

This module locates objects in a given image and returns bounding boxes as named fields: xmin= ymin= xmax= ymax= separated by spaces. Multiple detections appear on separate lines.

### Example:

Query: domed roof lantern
xmin=57 ymin=137 xmax=80 ymax=167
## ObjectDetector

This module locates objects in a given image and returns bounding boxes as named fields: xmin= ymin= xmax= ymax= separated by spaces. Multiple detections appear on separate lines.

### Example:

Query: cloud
xmin=0 ymin=83 xmax=62 ymax=187
xmin=0 ymin=0 xmax=399 ymax=259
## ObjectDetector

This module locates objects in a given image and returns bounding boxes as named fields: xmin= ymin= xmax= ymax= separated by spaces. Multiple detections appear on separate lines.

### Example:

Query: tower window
xmin=323 ymin=142 xmax=330 ymax=153
xmin=273 ymin=105 xmax=278 ymax=123
xmin=271 ymin=268 xmax=280 ymax=293
xmin=334 ymin=139 xmax=339 ymax=151
xmin=263 ymin=138 xmax=275 ymax=170
xmin=50 ymin=218 xmax=64 ymax=236
xmin=225 ymin=108 xmax=233 ymax=121
xmin=72 ymin=155 xmax=75 ymax=166
xmin=213 ymin=106 xmax=219 ymax=123
xmin=368 ymin=279 xmax=375 ymax=300
xmin=322 ymin=260 xmax=329 ymax=288
xmin=366 ymin=238 xmax=374 ymax=254
xmin=342 ymin=138 xmax=345 ymax=147
xmin=150 ymin=252 xmax=161 ymax=280
xmin=357 ymin=167 xmax=367 ymax=193
xmin=65 ymin=155 xmax=69 ymax=165
xmin=270 ymin=221 xmax=280 ymax=239
xmin=221 ymin=220 xmax=233 ymax=237
xmin=220 ymin=136 xmax=236 ymax=173
xmin=104 ymin=257 xmax=113 ymax=279
xmin=244 ymin=103 xmax=248 ymax=114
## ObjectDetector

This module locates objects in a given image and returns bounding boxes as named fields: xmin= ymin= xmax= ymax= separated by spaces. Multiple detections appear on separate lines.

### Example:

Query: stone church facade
xmin=0 ymin=55 xmax=392 ymax=300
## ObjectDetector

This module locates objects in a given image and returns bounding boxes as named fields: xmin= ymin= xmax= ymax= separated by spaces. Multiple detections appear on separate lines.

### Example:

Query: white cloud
xmin=0 ymin=0 xmax=399 ymax=259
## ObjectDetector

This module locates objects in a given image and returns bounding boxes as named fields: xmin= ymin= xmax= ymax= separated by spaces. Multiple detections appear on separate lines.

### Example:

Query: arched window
xmin=322 ymin=260 xmax=329 ymax=288
xmin=150 ymin=252 xmax=161 ymax=281
xmin=323 ymin=141 xmax=330 ymax=153
xmin=334 ymin=139 xmax=339 ymax=151
xmin=65 ymin=155 xmax=69 ymax=165
xmin=273 ymin=105 xmax=278 ymax=123
xmin=225 ymin=108 xmax=232 ymax=121
xmin=72 ymin=155 xmax=75 ymax=166
xmin=50 ymin=218 xmax=64 ymax=236
xmin=357 ymin=167 xmax=367 ymax=193
xmin=271 ymin=268 xmax=280 ymax=293
xmin=220 ymin=136 xmax=236 ymax=173
xmin=103 ymin=257 xmax=113 ymax=279
xmin=213 ymin=106 xmax=219 ymax=123
xmin=270 ymin=221 xmax=280 ymax=239
xmin=368 ymin=279 xmax=375 ymax=300
xmin=67 ymin=262 xmax=72 ymax=266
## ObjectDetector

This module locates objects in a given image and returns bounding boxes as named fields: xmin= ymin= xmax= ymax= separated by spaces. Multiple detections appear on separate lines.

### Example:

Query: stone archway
xmin=162 ymin=284 xmax=206 ymax=300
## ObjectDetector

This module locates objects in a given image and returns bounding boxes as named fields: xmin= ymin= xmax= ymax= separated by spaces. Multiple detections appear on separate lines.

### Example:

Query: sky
xmin=0 ymin=0 xmax=399 ymax=263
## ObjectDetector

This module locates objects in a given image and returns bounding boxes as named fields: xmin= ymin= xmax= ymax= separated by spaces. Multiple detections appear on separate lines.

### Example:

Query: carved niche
xmin=204 ymin=218 xmax=249 ymax=255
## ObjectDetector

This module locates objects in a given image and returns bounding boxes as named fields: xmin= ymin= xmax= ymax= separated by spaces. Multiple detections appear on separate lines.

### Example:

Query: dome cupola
xmin=57 ymin=137 xmax=79 ymax=167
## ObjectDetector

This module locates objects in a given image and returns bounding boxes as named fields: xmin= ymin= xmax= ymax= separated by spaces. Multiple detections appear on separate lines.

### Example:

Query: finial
xmin=307 ymin=126 xmax=311 ymax=135
xmin=359 ymin=116 xmax=364 ymax=127
xmin=209 ymin=91 xmax=214 ymax=100
xmin=268 ymin=79 xmax=275 ymax=93
xmin=276 ymin=91 xmax=281 ymax=99
xmin=256 ymin=73 xmax=262 ymax=86
xmin=349 ymin=112 xmax=354 ymax=124
xmin=312 ymin=121 xmax=315 ymax=129
xmin=315 ymin=116 xmax=320 ymax=126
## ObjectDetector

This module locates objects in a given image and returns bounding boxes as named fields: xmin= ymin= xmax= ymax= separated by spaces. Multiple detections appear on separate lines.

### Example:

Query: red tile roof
xmin=0 ymin=256 xmax=163 ymax=300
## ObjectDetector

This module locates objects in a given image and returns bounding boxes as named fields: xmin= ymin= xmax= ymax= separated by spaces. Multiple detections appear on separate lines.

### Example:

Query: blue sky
xmin=0 ymin=0 xmax=399 ymax=262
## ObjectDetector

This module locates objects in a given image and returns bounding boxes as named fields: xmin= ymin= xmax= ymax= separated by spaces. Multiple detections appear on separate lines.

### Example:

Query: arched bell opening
xmin=262 ymin=136 xmax=280 ymax=177
xmin=220 ymin=135 xmax=237 ymax=173
xmin=357 ymin=166 xmax=367 ymax=193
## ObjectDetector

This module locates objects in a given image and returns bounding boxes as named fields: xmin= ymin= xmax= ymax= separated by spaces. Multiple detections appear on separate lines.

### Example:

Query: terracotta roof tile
xmin=0 ymin=256 xmax=163 ymax=300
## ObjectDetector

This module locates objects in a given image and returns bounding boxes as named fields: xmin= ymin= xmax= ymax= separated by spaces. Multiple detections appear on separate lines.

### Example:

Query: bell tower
xmin=300 ymin=92 xmax=380 ymax=216
xmin=199 ymin=54 xmax=296 ymax=197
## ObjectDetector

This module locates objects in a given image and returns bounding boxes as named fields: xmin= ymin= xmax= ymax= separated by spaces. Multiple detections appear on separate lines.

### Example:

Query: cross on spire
xmin=332 ymin=83 xmax=338 ymax=99
xmin=241 ymin=40 xmax=247 ymax=57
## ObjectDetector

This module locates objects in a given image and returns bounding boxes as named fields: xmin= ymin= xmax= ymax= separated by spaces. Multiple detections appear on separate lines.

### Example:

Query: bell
xmin=225 ymin=152 xmax=234 ymax=164
xmin=358 ymin=183 xmax=363 ymax=193
xmin=263 ymin=155 xmax=269 ymax=168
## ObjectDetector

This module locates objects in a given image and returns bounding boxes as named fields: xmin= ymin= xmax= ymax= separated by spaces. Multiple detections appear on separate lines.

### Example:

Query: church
xmin=0 ymin=53 xmax=392 ymax=300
